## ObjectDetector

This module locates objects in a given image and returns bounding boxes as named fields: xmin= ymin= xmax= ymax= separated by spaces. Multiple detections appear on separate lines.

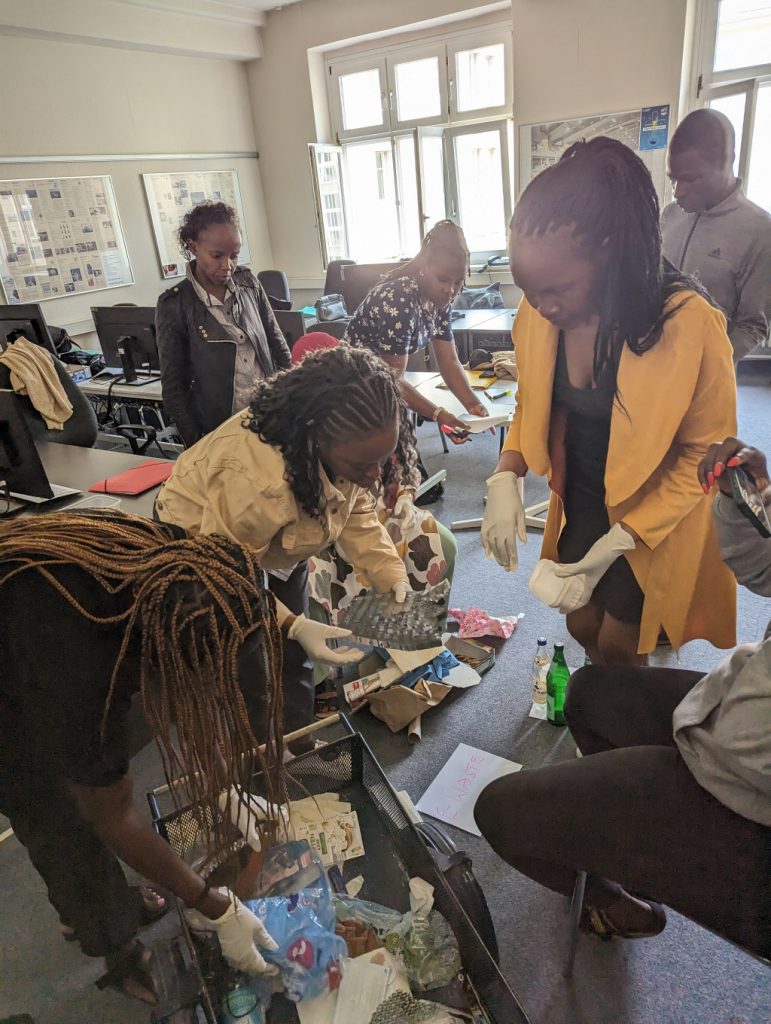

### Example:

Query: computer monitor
xmin=91 ymin=306 xmax=160 ymax=385
xmin=0 ymin=389 xmax=80 ymax=504
xmin=0 ymin=303 xmax=56 ymax=355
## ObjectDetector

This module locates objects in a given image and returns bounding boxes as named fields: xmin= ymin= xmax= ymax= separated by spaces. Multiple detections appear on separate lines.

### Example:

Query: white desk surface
xmin=38 ymin=442 xmax=166 ymax=519
xmin=79 ymin=375 xmax=164 ymax=402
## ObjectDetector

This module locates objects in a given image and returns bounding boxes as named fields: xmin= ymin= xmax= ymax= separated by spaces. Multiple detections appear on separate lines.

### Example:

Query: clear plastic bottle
xmin=531 ymin=637 xmax=549 ymax=705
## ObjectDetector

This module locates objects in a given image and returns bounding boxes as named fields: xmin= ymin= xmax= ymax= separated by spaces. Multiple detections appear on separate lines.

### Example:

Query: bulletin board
xmin=142 ymin=169 xmax=250 ymax=279
xmin=0 ymin=175 xmax=133 ymax=304
xmin=518 ymin=105 xmax=670 ymax=203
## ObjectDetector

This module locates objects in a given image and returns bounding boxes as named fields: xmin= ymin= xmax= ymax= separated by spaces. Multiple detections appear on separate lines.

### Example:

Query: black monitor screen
xmin=91 ymin=306 xmax=159 ymax=372
xmin=0 ymin=303 xmax=56 ymax=355
xmin=0 ymin=390 xmax=53 ymax=499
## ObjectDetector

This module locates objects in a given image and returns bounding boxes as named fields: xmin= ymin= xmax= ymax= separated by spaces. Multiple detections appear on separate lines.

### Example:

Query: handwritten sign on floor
xmin=415 ymin=743 xmax=522 ymax=835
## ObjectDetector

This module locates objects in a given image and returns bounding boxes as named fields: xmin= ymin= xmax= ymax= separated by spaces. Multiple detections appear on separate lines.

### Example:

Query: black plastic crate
xmin=149 ymin=731 xmax=532 ymax=1024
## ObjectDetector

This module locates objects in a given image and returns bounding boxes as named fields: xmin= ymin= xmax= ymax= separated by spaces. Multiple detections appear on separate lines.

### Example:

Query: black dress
xmin=553 ymin=334 xmax=644 ymax=625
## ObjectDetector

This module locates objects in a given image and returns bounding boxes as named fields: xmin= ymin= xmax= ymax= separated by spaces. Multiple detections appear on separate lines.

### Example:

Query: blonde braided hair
xmin=0 ymin=510 xmax=284 ymax=858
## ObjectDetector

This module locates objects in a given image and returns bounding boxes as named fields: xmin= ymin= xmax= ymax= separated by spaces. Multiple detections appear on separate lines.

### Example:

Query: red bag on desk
xmin=89 ymin=460 xmax=173 ymax=496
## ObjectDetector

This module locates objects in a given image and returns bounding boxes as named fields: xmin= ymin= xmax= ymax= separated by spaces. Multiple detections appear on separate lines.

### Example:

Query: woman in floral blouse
xmin=344 ymin=221 xmax=488 ymax=440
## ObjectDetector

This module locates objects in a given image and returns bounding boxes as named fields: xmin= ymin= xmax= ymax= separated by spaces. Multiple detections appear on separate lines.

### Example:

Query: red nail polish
xmin=707 ymin=472 xmax=715 ymax=487
xmin=727 ymin=457 xmax=741 ymax=467
xmin=715 ymin=462 xmax=724 ymax=476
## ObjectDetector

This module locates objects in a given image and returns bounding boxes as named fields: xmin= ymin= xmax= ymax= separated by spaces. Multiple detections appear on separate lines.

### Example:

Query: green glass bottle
xmin=546 ymin=643 xmax=570 ymax=726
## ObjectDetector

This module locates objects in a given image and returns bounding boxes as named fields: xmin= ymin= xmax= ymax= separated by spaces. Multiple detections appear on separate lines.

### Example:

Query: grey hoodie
xmin=673 ymin=493 xmax=771 ymax=826
xmin=661 ymin=182 xmax=771 ymax=360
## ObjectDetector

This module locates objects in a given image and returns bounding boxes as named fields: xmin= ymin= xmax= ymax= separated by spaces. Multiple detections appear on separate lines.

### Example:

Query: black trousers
xmin=474 ymin=665 xmax=771 ymax=958
xmin=267 ymin=562 xmax=315 ymax=736
xmin=0 ymin=733 xmax=141 ymax=959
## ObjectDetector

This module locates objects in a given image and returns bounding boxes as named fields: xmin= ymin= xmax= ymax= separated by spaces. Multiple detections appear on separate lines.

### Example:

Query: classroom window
xmin=696 ymin=0 xmax=771 ymax=213
xmin=319 ymin=25 xmax=513 ymax=264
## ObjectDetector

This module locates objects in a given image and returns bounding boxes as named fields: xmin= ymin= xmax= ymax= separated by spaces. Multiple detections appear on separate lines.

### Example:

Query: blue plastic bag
xmin=246 ymin=870 xmax=346 ymax=1003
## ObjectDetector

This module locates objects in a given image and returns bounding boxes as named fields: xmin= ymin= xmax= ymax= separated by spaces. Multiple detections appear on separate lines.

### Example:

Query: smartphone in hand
xmin=729 ymin=465 xmax=771 ymax=538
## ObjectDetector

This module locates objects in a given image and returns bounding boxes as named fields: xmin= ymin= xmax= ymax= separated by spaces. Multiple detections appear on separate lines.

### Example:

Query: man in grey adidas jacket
xmin=662 ymin=108 xmax=771 ymax=361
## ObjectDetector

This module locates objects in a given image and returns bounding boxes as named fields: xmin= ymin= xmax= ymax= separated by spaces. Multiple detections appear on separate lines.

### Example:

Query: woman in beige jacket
xmin=156 ymin=345 xmax=411 ymax=744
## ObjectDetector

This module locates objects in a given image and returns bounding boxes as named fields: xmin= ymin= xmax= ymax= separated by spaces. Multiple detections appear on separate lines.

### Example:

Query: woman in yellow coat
xmin=482 ymin=138 xmax=737 ymax=664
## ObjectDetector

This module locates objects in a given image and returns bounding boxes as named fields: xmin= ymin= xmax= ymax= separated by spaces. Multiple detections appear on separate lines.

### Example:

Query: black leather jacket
xmin=155 ymin=266 xmax=291 ymax=447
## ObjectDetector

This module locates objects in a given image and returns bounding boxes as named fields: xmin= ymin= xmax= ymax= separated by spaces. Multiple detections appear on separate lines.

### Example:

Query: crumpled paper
xmin=448 ymin=607 xmax=524 ymax=639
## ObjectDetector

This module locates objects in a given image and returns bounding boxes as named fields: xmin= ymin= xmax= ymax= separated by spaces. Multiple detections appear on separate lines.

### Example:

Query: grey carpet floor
xmin=1 ymin=364 xmax=769 ymax=1023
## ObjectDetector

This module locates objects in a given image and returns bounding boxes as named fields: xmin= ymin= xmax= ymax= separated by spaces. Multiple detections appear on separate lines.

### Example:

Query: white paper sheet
xmin=386 ymin=645 xmax=445 ymax=674
xmin=459 ymin=412 xmax=512 ymax=433
xmin=416 ymin=743 xmax=522 ymax=835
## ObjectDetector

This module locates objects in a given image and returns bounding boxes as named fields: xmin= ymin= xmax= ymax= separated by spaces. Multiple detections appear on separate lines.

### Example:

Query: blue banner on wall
xmin=640 ymin=105 xmax=670 ymax=150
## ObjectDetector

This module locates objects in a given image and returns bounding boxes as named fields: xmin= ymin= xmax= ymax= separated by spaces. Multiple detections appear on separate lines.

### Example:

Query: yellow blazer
xmin=503 ymin=294 xmax=738 ymax=653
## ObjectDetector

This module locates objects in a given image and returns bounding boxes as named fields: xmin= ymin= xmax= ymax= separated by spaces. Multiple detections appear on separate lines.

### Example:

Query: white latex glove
xmin=529 ymin=559 xmax=591 ymax=614
xmin=392 ymin=580 xmax=411 ymax=604
xmin=481 ymin=472 xmax=527 ymax=571
xmin=392 ymin=491 xmax=416 ymax=531
xmin=218 ymin=787 xmax=290 ymax=853
xmin=554 ymin=523 xmax=635 ymax=589
xmin=185 ymin=888 xmax=279 ymax=976
xmin=287 ymin=614 xmax=363 ymax=665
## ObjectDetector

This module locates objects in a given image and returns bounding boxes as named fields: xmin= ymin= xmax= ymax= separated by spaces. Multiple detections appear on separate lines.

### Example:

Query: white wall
xmin=0 ymin=33 xmax=273 ymax=339
xmin=511 ymin=0 xmax=689 ymax=126
xmin=246 ymin=0 xmax=505 ymax=290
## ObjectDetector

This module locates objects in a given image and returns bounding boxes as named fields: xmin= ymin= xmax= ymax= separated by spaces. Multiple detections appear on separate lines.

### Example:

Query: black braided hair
xmin=243 ymin=345 xmax=403 ymax=518
xmin=511 ymin=136 xmax=714 ymax=384
xmin=177 ymin=201 xmax=240 ymax=257
xmin=386 ymin=219 xmax=469 ymax=282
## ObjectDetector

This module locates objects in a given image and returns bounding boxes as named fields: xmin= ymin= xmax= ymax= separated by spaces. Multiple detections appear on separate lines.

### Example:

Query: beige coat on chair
xmin=502 ymin=293 xmax=738 ymax=654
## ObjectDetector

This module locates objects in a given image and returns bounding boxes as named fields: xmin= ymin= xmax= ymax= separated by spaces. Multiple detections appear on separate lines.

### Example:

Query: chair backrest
xmin=273 ymin=310 xmax=308 ymax=349
xmin=257 ymin=270 xmax=291 ymax=306
xmin=308 ymin=320 xmax=348 ymax=341
xmin=339 ymin=262 xmax=406 ymax=314
xmin=323 ymin=259 xmax=355 ymax=298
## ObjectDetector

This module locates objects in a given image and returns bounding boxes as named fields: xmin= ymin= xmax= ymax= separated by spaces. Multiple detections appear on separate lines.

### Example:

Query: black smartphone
xmin=728 ymin=465 xmax=771 ymax=538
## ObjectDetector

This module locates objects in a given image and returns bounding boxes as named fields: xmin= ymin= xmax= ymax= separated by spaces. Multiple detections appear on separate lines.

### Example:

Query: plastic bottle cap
xmin=537 ymin=637 xmax=547 ymax=645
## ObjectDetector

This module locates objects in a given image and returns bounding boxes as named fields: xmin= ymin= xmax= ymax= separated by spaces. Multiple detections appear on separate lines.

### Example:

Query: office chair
xmin=308 ymin=320 xmax=347 ymax=341
xmin=323 ymin=259 xmax=355 ymax=297
xmin=257 ymin=270 xmax=291 ymax=311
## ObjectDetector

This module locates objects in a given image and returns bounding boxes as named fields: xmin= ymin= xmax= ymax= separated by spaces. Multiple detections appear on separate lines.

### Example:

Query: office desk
xmin=80 ymin=375 xmax=164 ymax=404
xmin=38 ymin=442 xmax=164 ymax=519
xmin=452 ymin=307 xmax=516 ymax=361
xmin=405 ymin=373 xmax=547 ymax=533
xmin=78 ymin=376 xmax=181 ymax=454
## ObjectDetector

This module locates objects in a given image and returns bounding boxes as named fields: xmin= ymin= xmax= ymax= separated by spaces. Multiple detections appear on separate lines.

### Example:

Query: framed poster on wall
xmin=518 ymin=106 xmax=670 ymax=204
xmin=142 ymin=169 xmax=250 ymax=279
xmin=0 ymin=175 xmax=133 ymax=304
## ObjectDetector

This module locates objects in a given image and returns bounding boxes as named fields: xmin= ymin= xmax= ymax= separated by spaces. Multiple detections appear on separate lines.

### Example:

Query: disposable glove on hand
xmin=287 ymin=614 xmax=363 ymax=665
xmin=392 ymin=581 xmax=411 ymax=604
xmin=529 ymin=559 xmax=591 ymax=614
xmin=553 ymin=523 xmax=635 ymax=589
xmin=185 ymin=888 xmax=279 ymax=976
xmin=218 ymin=787 xmax=290 ymax=853
xmin=481 ymin=472 xmax=527 ymax=571
xmin=392 ymin=491 xmax=416 ymax=531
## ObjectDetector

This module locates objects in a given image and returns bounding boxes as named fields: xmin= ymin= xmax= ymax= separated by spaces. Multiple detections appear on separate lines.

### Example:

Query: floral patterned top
xmin=344 ymin=274 xmax=454 ymax=357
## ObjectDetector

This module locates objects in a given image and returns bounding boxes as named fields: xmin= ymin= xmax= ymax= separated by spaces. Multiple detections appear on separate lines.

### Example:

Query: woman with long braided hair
xmin=155 ymin=344 xmax=412 ymax=745
xmin=344 ymin=219 xmax=488 ymax=441
xmin=482 ymin=136 xmax=737 ymax=665
xmin=0 ymin=512 xmax=285 ymax=1003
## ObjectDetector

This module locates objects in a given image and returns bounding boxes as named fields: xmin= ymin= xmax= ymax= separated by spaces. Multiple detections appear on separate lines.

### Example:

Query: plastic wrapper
xmin=245 ymin=859 xmax=346 ymax=1003
xmin=333 ymin=878 xmax=461 ymax=992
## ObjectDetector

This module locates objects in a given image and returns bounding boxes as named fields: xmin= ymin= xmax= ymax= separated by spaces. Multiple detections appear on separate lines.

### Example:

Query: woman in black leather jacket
xmin=155 ymin=201 xmax=291 ymax=448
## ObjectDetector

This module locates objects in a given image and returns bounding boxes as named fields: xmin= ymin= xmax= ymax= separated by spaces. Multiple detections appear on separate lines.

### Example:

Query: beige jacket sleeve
xmin=336 ymin=488 xmax=409 ymax=592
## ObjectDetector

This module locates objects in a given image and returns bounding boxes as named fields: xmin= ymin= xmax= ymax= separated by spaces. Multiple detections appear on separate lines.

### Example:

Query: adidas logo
xmin=708 ymin=247 xmax=722 ymax=258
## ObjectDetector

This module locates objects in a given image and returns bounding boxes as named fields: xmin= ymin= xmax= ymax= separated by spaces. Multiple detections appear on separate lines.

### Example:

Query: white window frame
xmin=323 ymin=22 xmax=513 ymax=262
xmin=308 ymin=143 xmax=350 ymax=268
xmin=692 ymin=0 xmax=771 ymax=184
xmin=445 ymin=119 xmax=512 ymax=262
xmin=447 ymin=26 xmax=513 ymax=124
xmin=386 ymin=42 xmax=449 ymax=131
xmin=327 ymin=55 xmax=389 ymax=141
